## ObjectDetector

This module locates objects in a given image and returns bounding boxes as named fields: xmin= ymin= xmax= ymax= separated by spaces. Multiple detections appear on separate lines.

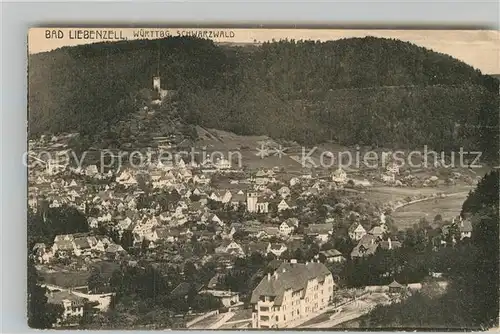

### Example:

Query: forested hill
xmin=29 ymin=36 xmax=499 ymax=160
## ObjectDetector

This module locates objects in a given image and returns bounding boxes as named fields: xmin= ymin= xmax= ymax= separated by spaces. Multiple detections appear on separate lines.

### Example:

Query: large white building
xmin=46 ymin=290 xmax=85 ymax=326
xmin=250 ymin=261 xmax=335 ymax=329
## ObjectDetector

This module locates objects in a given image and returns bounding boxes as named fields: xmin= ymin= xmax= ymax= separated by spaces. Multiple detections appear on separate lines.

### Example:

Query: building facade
xmin=250 ymin=261 xmax=335 ymax=329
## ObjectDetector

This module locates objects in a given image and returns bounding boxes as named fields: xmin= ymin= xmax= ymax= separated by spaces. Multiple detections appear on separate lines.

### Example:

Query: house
xmin=320 ymin=249 xmax=346 ymax=263
xmin=284 ymin=218 xmax=299 ymax=228
xmin=348 ymin=222 xmax=367 ymax=241
xmin=210 ymin=190 xmax=232 ymax=203
xmin=215 ymin=240 xmax=245 ymax=257
xmin=368 ymin=226 xmax=385 ymax=239
xmin=214 ymin=157 xmax=232 ymax=170
xmin=46 ymin=290 xmax=85 ymax=326
xmin=350 ymin=234 xmax=378 ymax=258
xmin=193 ymin=174 xmax=210 ymax=185
xmin=332 ymin=168 xmax=347 ymax=184
xmin=243 ymin=241 xmax=270 ymax=256
xmin=87 ymin=217 xmax=99 ymax=229
xmin=455 ymin=216 xmax=473 ymax=239
xmin=289 ymin=177 xmax=300 ymax=187
xmin=381 ymin=173 xmax=395 ymax=183
xmin=305 ymin=224 xmax=332 ymax=243
xmin=259 ymin=226 xmax=280 ymax=239
xmin=52 ymin=234 xmax=76 ymax=257
xmin=279 ymin=222 xmax=294 ymax=236
xmin=278 ymin=186 xmax=291 ymax=199
xmin=207 ymin=273 xmax=224 ymax=289
xmin=254 ymin=170 xmax=271 ymax=185
xmin=208 ymin=213 xmax=224 ymax=226
xmin=250 ymin=261 xmax=335 ymax=329
xmin=192 ymin=187 xmax=205 ymax=196
xmin=388 ymin=280 xmax=404 ymax=294
xmin=105 ymin=243 xmax=126 ymax=258
xmin=230 ymin=193 xmax=246 ymax=209
xmin=200 ymin=290 xmax=240 ymax=307
xmin=386 ymin=163 xmax=400 ymax=175
xmin=85 ymin=164 xmax=99 ymax=177
xmin=73 ymin=236 xmax=92 ymax=257
xmin=33 ymin=243 xmax=53 ymax=264
xmin=267 ymin=243 xmax=288 ymax=257
xmin=151 ymin=227 xmax=178 ymax=243
xmin=277 ymin=199 xmax=291 ymax=212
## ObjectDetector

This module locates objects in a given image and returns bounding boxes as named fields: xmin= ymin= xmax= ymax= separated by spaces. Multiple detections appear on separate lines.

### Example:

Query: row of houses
xmin=33 ymin=233 xmax=126 ymax=263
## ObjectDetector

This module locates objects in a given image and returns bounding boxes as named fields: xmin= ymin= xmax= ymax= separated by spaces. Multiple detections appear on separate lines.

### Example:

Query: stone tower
xmin=153 ymin=76 xmax=161 ymax=92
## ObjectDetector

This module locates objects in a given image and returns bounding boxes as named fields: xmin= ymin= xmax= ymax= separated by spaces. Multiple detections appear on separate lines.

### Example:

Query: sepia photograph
xmin=26 ymin=27 xmax=499 ymax=330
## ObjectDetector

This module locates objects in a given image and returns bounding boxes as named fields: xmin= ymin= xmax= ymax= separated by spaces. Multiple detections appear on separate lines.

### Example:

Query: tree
xmin=141 ymin=239 xmax=151 ymax=253
xmin=184 ymin=261 xmax=197 ymax=283
xmin=28 ymin=259 xmax=63 ymax=328
xmin=191 ymin=294 xmax=222 ymax=312
xmin=88 ymin=268 xmax=106 ymax=294
xmin=120 ymin=230 xmax=134 ymax=250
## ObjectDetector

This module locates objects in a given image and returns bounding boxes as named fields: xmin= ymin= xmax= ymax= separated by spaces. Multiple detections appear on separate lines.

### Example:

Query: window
xmin=260 ymin=296 xmax=266 ymax=302
xmin=261 ymin=325 xmax=269 ymax=329
xmin=260 ymin=307 xmax=269 ymax=312
xmin=275 ymin=316 xmax=279 ymax=321
xmin=260 ymin=316 xmax=269 ymax=321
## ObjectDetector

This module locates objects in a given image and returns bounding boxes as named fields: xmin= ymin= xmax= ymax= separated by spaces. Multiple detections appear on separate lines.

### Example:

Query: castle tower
xmin=247 ymin=192 xmax=258 ymax=213
xmin=153 ymin=43 xmax=161 ymax=93
xmin=153 ymin=76 xmax=161 ymax=92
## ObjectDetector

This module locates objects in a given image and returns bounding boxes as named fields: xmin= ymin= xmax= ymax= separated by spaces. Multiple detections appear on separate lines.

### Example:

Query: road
xmin=299 ymin=293 xmax=391 ymax=329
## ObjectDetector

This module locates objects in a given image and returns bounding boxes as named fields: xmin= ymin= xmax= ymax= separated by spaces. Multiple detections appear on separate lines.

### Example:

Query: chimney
xmin=267 ymin=273 xmax=271 ymax=281
xmin=388 ymin=237 xmax=392 ymax=250
xmin=274 ymin=271 xmax=279 ymax=280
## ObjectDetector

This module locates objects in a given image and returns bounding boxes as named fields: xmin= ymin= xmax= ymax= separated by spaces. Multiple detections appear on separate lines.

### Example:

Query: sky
xmin=28 ymin=28 xmax=500 ymax=74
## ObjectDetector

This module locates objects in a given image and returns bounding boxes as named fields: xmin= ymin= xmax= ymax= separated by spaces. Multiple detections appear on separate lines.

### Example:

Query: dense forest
xmin=29 ymin=36 xmax=499 ymax=161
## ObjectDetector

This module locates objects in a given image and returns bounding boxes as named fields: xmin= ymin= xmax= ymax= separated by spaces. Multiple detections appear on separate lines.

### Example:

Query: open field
xmin=363 ymin=185 xmax=473 ymax=204
xmin=194 ymin=127 xmax=305 ymax=171
xmin=392 ymin=192 xmax=468 ymax=228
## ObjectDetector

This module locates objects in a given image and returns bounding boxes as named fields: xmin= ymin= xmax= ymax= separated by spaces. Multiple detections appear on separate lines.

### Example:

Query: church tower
xmin=247 ymin=192 xmax=258 ymax=213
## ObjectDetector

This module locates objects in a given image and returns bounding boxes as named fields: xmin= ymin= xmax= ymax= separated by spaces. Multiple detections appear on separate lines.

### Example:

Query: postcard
xmin=27 ymin=27 xmax=499 ymax=330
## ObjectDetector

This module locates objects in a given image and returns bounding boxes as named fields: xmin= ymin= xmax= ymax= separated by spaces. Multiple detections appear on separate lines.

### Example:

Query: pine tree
xmin=27 ymin=259 xmax=63 ymax=328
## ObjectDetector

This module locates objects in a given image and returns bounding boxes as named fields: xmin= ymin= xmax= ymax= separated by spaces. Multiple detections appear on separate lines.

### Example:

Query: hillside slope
xmin=28 ymin=36 xmax=499 ymax=160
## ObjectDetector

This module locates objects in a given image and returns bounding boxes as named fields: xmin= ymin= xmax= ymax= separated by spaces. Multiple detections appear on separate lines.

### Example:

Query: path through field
xmin=391 ymin=191 xmax=469 ymax=228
